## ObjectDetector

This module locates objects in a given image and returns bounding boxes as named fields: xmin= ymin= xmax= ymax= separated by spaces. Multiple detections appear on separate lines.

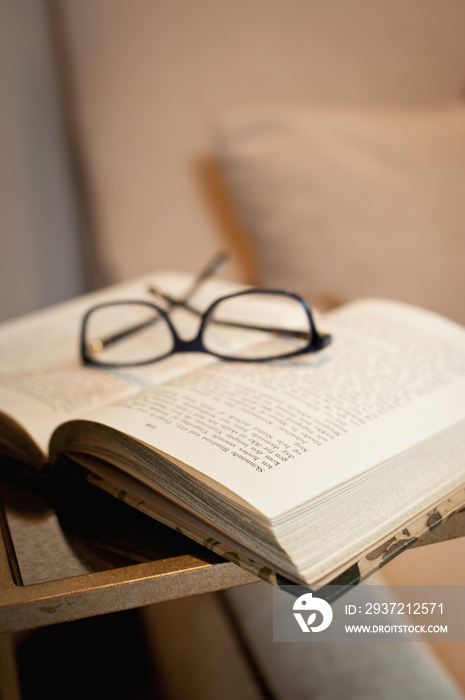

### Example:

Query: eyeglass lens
xmin=85 ymin=303 xmax=174 ymax=365
xmin=203 ymin=292 xmax=312 ymax=359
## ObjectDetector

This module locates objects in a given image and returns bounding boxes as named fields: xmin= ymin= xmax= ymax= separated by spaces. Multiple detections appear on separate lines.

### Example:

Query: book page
xmin=78 ymin=299 xmax=465 ymax=519
xmin=0 ymin=271 xmax=232 ymax=455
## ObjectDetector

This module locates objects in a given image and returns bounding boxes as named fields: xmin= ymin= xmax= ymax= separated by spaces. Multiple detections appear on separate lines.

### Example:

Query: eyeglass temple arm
xmin=89 ymin=317 xmax=162 ymax=351
xmin=176 ymin=252 xmax=228 ymax=304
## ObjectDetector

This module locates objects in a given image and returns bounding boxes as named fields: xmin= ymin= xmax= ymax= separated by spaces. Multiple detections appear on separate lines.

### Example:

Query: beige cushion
xmin=217 ymin=105 xmax=465 ymax=324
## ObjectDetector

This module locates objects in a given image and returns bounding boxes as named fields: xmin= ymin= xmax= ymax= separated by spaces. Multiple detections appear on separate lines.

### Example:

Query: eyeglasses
xmin=80 ymin=255 xmax=331 ymax=368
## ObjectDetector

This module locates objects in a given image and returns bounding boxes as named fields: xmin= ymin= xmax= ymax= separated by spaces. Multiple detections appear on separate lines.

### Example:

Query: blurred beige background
xmin=2 ymin=0 xmax=465 ymax=320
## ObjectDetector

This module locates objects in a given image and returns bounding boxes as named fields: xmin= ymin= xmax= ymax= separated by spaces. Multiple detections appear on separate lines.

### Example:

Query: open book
xmin=2 ymin=271 xmax=465 ymax=588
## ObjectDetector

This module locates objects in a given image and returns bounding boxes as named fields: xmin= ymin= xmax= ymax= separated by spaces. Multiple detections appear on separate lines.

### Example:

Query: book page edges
xmin=69 ymin=452 xmax=302 ymax=586
xmin=49 ymin=419 xmax=264 ymax=517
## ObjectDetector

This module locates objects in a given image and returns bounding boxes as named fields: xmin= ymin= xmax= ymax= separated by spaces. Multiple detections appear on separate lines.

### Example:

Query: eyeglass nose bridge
xmin=170 ymin=332 xmax=206 ymax=355
xmin=163 ymin=304 xmax=210 ymax=352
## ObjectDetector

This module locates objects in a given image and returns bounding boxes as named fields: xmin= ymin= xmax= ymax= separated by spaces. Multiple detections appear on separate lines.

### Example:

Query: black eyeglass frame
xmin=80 ymin=288 xmax=332 ymax=368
